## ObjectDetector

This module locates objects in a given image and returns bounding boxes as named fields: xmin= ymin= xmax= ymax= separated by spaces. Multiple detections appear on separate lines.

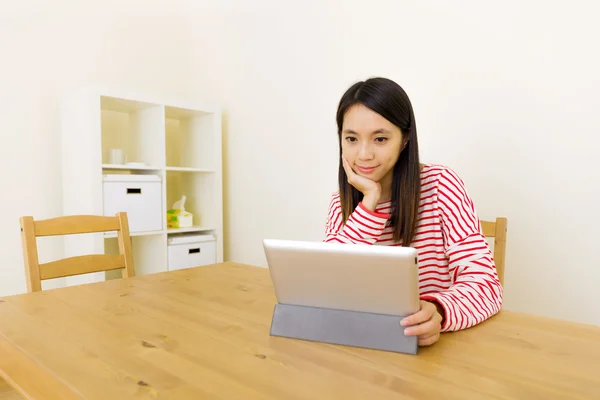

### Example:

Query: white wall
xmin=187 ymin=0 xmax=600 ymax=326
xmin=0 ymin=0 xmax=196 ymax=295
xmin=1 ymin=1 xmax=598 ymax=327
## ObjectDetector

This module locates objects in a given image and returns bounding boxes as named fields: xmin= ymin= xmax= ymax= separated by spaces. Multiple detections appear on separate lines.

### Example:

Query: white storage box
xmin=103 ymin=174 xmax=163 ymax=233
xmin=168 ymin=234 xmax=216 ymax=271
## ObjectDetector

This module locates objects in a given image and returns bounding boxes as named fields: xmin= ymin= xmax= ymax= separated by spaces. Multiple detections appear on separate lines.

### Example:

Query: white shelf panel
xmin=102 ymin=164 xmax=162 ymax=171
xmin=165 ymin=105 xmax=211 ymax=119
xmin=104 ymin=230 xmax=164 ymax=238
xmin=101 ymin=96 xmax=159 ymax=113
xmin=165 ymin=166 xmax=215 ymax=173
xmin=167 ymin=226 xmax=215 ymax=234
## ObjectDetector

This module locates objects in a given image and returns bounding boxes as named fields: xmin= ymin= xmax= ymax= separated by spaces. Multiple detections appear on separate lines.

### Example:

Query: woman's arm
xmin=324 ymin=193 xmax=389 ymax=245
xmin=420 ymin=168 xmax=503 ymax=332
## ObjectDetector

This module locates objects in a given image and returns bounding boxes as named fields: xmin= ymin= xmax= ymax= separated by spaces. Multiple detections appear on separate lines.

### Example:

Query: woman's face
xmin=341 ymin=104 xmax=405 ymax=186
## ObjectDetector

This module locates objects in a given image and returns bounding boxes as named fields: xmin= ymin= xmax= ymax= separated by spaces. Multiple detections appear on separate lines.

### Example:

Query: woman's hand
xmin=341 ymin=157 xmax=381 ymax=211
xmin=401 ymin=300 xmax=443 ymax=346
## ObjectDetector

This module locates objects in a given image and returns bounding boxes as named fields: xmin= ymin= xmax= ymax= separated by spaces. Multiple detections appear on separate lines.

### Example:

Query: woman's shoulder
xmin=420 ymin=163 xmax=468 ymax=187
xmin=420 ymin=163 xmax=475 ymax=211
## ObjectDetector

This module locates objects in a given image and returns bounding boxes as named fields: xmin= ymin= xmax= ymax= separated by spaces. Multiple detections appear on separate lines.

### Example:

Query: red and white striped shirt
xmin=324 ymin=164 xmax=503 ymax=332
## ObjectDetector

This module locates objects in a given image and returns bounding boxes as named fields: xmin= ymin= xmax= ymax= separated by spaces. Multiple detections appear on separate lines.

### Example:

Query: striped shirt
xmin=324 ymin=164 xmax=503 ymax=332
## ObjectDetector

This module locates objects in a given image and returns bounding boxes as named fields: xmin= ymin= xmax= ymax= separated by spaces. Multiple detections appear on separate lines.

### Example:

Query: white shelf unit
xmin=61 ymin=87 xmax=223 ymax=286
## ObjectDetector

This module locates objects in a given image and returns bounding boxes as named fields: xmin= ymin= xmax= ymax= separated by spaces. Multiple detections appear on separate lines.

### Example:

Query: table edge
xmin=0 ymin=332 xmax=82 ymax=400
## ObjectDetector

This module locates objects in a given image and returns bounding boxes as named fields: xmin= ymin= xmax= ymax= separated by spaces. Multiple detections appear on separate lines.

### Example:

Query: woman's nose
xmin=358 ymin=143 xmax=374 ymax=160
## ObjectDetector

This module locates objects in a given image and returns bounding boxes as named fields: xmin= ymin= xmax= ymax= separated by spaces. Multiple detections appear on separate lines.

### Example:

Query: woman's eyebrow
xmin=342 ymin=128 xmax=391 ymax=134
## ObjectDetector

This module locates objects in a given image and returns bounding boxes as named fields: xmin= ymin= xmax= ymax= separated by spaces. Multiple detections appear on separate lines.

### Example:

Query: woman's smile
xmin=355 ymin=165 xmax=378 ymax=174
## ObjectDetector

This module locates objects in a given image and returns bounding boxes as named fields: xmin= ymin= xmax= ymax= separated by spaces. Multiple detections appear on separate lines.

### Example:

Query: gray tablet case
xmin=269 ymin=303 xmax=418 ymax=354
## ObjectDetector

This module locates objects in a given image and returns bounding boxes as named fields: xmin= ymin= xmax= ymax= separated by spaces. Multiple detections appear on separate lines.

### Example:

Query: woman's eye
xmin=375 ymin=137 xmax=388 ymax=143
xmin=345 ymin=137 xmax=357 ymax=142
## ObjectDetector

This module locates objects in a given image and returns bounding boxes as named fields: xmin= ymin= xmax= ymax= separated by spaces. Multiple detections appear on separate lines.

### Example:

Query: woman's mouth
xmin=356 ymin=165 xmax=377 ymax=174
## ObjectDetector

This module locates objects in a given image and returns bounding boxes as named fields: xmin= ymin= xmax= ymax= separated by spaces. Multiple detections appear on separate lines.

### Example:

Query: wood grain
xmin=0 ymin=378 xmax=21 ymax=400
xmin=0 ymin=262 xmax=599 ymax=399
xmin=492 ymin=217 xmax=508 ymax=284
xmin=481 ymin=220 xmax=497 ymax=237
xmin=40 ymin=255 xmax=125 ymax=280
xmin=32 ymin=215 xmax=120 ymax=237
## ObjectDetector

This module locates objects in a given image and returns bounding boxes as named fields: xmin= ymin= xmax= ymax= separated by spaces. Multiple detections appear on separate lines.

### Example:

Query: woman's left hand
xmin=401 ymin=300 xmax=443 ymax=346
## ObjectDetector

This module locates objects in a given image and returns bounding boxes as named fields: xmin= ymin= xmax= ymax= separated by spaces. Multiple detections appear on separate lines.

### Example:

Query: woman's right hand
xmin=342 ymin=157 xmax=381 ymax=211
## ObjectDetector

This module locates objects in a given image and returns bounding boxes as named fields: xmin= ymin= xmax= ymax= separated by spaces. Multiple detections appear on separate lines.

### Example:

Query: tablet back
xmin=263 ymin=239 xmax=420 ymax=317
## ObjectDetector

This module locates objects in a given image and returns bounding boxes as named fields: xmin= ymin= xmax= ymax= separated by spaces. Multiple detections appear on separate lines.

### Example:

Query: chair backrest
xmin=19 ymin=212 xmax=135 ymax=292
xmin=480 ymin=217 xmax=508 ymax=286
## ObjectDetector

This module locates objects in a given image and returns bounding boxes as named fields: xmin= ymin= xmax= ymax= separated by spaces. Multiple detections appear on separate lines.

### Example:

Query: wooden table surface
xmin=0 ymin=262 xmax=599 ymax=399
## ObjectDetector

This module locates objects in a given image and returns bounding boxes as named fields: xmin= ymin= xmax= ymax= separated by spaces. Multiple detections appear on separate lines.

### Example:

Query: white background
xmin=1 ymin=0 xmax=598 ymax=326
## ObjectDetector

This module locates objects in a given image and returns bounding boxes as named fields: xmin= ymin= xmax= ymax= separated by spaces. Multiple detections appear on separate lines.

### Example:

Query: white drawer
xmin=103 ymin=174 xmax=163 ymax=233
xmin=168 ymin=239 xmax=216 ymax=271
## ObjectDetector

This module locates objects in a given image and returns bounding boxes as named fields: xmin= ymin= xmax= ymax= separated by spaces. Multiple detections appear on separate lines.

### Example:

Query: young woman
xmin=324 ymin=77 xmax=503 ymax=346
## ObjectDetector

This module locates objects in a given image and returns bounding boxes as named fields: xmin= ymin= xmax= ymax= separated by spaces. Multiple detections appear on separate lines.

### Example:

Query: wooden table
xmin=0 ymin=262 xmax=599 ymax=399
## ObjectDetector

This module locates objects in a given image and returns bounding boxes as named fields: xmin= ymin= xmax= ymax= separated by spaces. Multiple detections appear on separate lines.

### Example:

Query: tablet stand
xmin=269 ymin=303 xmax=418 ymax=354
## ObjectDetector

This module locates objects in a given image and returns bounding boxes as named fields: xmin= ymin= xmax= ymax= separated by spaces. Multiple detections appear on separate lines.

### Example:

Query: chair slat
xmin=34 ymin=215 xmax=120 ymax=237
xmin=481 ymin=221 xmax=496 ymax=237
xmin=40 ymin=254 xmax=125 ymax=280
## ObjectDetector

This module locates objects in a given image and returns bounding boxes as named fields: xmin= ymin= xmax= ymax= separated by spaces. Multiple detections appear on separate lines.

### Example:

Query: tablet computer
xmin=262 ymin=239 xmax=420 ymax=317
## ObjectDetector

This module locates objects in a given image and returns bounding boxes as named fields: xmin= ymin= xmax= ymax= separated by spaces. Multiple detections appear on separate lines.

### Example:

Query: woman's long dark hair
xmin=336 ymin=77 xmax=421 ymax=246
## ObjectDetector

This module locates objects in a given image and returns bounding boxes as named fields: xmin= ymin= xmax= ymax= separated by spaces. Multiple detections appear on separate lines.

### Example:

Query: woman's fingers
xmin=418 ymin=333 xmax=440 ymax=347
xmin=341 ymin=155 xmax=381 ymax=197
xmin=401 ymin=301 xmax=443 ymax=337
xmin=401 ymin=301 xmax=433 ymax=327
xmin=404 ymin=319 xmax=438 ymax=337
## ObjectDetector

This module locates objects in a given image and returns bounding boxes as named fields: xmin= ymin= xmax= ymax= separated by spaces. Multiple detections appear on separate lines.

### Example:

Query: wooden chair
xmin=19 ymin=212 xmax=135 ymax=292
xmin=480 ymin=217 xmax=508 ymax=286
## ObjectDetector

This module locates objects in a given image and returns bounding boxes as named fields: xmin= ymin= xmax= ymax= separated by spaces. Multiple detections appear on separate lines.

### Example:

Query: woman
xmin=324 ymin=77 xmax=503 ymax=346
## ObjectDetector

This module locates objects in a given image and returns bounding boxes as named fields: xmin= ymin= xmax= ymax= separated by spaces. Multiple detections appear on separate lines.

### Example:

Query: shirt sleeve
xmin=323 ymin=193 xmax=389 ymax=245
xmin=420 ymin=168 xmax=504 ymax=332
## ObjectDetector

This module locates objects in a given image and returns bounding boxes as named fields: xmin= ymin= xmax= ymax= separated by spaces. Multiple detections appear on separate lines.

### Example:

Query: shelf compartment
xmin=101 ymin=96 xmax=165 ymax=169
xmin=165 ymin=106 xmax=216 ymax=170
xmin=166 ymin=170 xmax=218 ymax=231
